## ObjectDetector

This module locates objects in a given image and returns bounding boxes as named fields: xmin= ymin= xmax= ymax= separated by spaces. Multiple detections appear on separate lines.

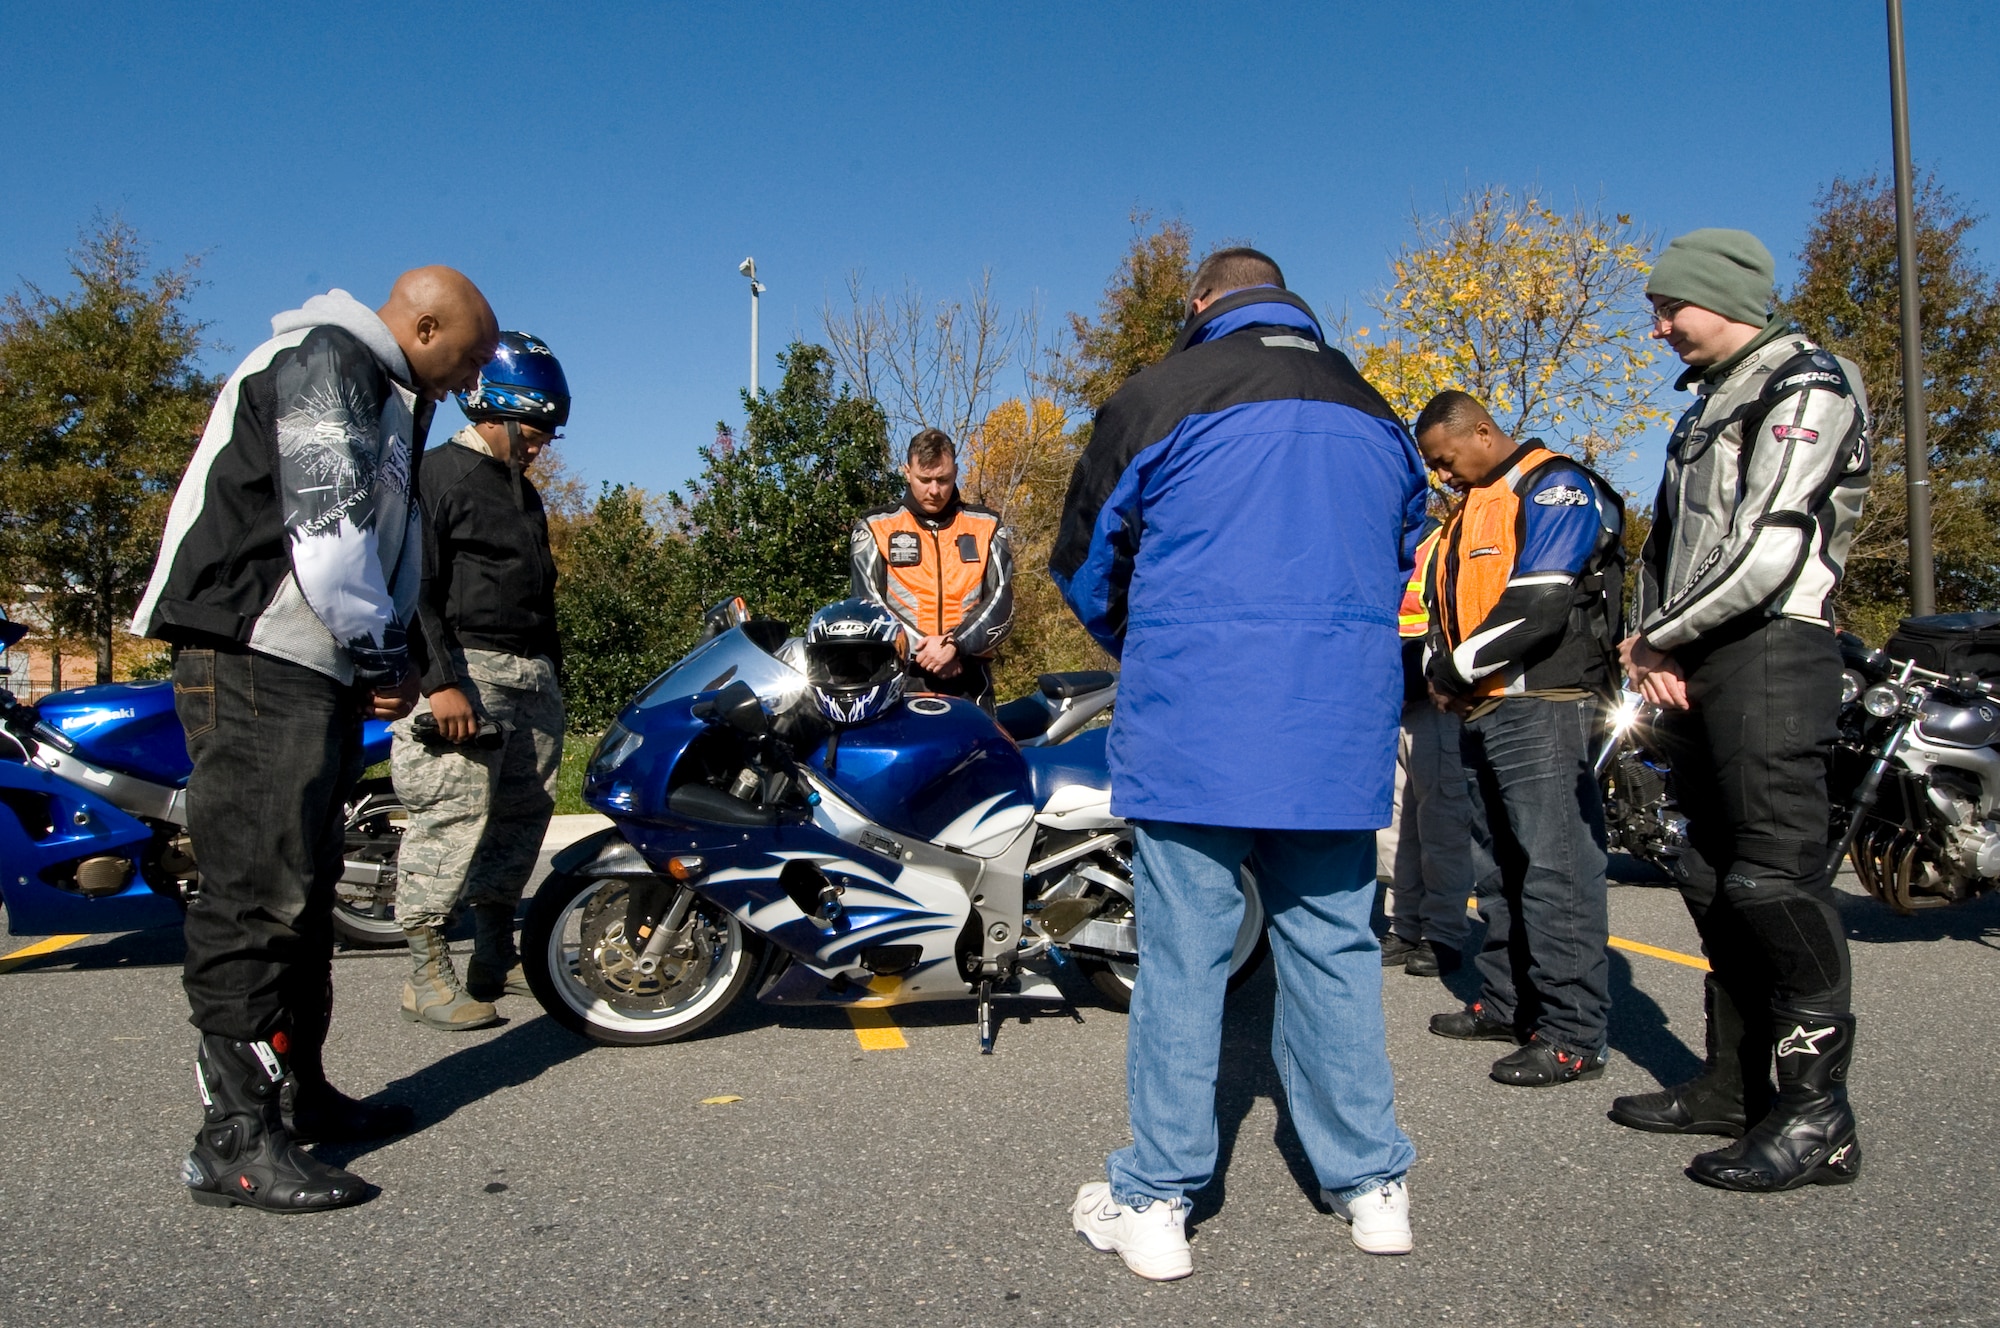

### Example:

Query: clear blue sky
xmin=4 ymin=1 xmax=1995 ymax=497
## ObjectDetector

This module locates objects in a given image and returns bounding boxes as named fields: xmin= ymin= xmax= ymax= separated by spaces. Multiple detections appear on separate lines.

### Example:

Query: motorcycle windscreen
xmin=807 ymin=697 xmax=1035 ymax=856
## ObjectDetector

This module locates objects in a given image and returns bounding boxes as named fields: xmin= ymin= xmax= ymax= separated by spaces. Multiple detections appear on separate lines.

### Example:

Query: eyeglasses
xmin=1646 ymin=299 xmax=1691 ymax=327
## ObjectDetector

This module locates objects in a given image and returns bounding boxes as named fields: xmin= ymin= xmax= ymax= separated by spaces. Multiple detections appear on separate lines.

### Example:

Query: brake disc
xmin=576 ymin=885 xmax=715 ymax=1012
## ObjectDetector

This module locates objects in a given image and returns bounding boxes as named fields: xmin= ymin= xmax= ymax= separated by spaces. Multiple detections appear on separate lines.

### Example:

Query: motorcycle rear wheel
xmin=523 ymin=870 xmax=761 ymax=1046
xmin=1074 ymin=872 xmax=1270 ymax=1012
xmin=331 ymin=778 xmax=408 ymax=949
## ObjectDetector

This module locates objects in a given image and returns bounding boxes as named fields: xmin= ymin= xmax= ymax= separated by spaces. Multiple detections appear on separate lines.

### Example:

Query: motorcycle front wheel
xmin=523 ymin=870 xmax=762 ymax=1046
xmin=331 ymin=778 xmax=408 ymax=948
xmin=1073 ymin=871 xmax=1270 ymax=1012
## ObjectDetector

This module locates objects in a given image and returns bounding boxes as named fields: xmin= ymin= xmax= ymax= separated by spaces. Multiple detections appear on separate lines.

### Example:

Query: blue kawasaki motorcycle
xmin=0 ymin=618 xmax=404 ymax=945
xmin=522 ymin=602 xmax=1270 ymax=1050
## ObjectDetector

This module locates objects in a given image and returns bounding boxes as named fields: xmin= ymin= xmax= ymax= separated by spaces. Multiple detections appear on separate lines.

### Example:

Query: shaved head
xmin=1411 ymin=388 xmax=1491 ymax=441
xmin=1413 ymin=389 xmax=1515 ymax=493
xmin=377 ymin=266 xmax=499 ymax=401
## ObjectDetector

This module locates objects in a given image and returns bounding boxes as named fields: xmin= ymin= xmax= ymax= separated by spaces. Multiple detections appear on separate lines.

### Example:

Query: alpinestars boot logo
xmin=1776 ymin=1024 xmax=1836 ymax=1057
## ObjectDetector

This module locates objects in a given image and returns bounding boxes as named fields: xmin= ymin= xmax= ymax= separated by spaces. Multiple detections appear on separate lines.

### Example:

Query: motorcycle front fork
xmin=1827 ymin=719 xmax=1912 ymax=876
xmin=630 ymin=883 xmax=698 ymax=978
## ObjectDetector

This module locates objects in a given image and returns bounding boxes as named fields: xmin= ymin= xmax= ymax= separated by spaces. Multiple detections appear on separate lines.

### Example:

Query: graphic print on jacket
xmin=133 ymin=291 xmax=426 ymax=685
xmin=1049 ymin=287 xmax=1427 ymax=829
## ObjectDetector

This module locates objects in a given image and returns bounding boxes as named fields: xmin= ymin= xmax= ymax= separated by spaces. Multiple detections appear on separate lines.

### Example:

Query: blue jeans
xmin=1461 ymin=697 xmax=1610 ymax=1054
xmin=1108 ymin=823 xmax=1415 ymax=1207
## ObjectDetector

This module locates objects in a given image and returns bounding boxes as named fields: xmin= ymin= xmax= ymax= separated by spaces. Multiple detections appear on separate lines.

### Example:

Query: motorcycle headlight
xmin=590 ymin=721 xmax=644 ymax=777
xmin=1861 ymin=684 xmax=1902 ymax=719
xmin=1840 ymin=670 xmax=1863 ymax=706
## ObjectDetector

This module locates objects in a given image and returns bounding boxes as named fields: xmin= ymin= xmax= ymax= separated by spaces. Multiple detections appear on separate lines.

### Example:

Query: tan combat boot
xmin=464 ymin=903 xmax=532 ymax=1002
xmin=400 ymin=926 xmax=501 ymax=1031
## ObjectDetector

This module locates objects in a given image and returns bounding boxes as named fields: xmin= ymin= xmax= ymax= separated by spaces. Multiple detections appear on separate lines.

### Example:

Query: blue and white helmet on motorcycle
xmin=804 ymin=599 xmax=909 ymax=727
xmin=456 ymin=331 xmax=571 ymax=430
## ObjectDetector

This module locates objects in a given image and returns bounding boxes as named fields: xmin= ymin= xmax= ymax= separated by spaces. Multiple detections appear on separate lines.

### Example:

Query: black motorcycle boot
xmin=1686 ymin=1006 xmax=1861 ymax=1193
xmin=282 ymin=1024 xmax=415 ymax=1146
xmin=1428 ymin=1000 xmax=1525 ymax=1043
xmin=464 ymin=903 xmax=531 ymax=1002
xmin=1608 ymin=976 xmax=1772 ymax=1137
xmin=184 ymin=1034 xmax=372 ymax=1212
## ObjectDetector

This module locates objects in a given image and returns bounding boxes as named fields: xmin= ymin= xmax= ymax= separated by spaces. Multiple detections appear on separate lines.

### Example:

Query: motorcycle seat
xmin=995 ymin=695 xmax=1052 ymax=742
xmin=1039 ymin=671 xmax=1115 ymax=700
xmin=1021 ymin=726 xmax=1111 ymax=808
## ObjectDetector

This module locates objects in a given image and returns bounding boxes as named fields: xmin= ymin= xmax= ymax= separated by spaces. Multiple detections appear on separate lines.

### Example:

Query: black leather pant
xmin=1658 ymin=616 xmax=1852 ymax=1013
xmin=174 ymin=646 xmax=364 ymax=1042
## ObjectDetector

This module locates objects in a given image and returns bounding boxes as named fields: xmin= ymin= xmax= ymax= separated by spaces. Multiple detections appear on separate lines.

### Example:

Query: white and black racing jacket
xmin=132 ymin=291 xmax=429 ymax=685
xmin=1638 ymin=326 xmax=1870 ymax=652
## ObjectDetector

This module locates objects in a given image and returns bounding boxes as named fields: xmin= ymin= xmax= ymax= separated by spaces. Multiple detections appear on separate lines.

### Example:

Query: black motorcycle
xmin=1592 ymin=613 xmax=2000 ymax=914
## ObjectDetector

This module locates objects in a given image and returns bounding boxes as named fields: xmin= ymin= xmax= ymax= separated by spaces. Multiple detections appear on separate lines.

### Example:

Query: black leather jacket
xmin=409 ymin=430 xmax=561 ymax=694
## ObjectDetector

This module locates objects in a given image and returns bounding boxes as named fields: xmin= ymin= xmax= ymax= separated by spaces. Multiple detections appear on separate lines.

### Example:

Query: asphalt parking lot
xmin=2 ymin=848 xmax=1995 ymax=1328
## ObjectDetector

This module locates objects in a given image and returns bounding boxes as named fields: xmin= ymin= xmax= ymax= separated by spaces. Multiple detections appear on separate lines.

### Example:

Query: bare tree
xmin=821 ymin=269 xmax=1018 ymax=452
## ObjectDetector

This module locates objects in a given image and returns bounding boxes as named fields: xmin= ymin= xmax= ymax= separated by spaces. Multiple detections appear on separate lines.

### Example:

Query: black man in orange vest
xmin=1414 ymin=390 xmax=1624 ymax=1088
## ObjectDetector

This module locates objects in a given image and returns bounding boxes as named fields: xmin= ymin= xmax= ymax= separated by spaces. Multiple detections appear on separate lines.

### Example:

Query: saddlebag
xmin=1885 ymin=613 xmax=2000 ymax=679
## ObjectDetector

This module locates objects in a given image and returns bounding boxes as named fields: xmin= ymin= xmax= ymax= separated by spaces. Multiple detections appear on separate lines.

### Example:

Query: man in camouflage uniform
xmin=394 ymin=332 xmax=570 ymax=1030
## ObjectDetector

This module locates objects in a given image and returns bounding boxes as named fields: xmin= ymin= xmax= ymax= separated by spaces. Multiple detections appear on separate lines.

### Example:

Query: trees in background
xmin=1345 ymin=186 xmax=1667 ymax=485
xmin=1057 ymin=214 xmax=1197 ymax=412
xmin=554 ymin=485 xmax=692 ymax=734
xmin=1780 ymin=173 xmax=2000 ymax=642
xmin=0 ymin=218 xmax=218 ymax=683
xmin=672 ymin=343 xmax=900 ymax=633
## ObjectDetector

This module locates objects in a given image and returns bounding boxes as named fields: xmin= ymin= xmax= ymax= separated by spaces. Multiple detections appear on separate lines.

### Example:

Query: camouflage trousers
xmin=392 ymin=650 xmax=564 ymax=930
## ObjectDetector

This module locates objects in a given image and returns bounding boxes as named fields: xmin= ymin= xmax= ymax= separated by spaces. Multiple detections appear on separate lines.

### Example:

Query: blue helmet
xmin=457 ymin=331 xmax=570 ymax=430
xmin=804 ymin=599 xmax=909 ymax=727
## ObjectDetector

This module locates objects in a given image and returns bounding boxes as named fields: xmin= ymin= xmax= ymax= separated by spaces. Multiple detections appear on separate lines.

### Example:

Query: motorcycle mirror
xmin=699 ymin=596 xmax=752 ymax=643
xmin=714 ymin=679 xmax=769 ymax=736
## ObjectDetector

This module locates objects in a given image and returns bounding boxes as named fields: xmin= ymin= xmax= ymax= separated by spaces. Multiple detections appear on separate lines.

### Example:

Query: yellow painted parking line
xmin=1462 ymin=899 xmax=1710 ymax=970
xmin=0 ymin=933 xmax=89 ymax=974
xmin=846 ymin=1007 xmax=909 ymax=1051
xmin=1609 ymin=936 xmax=1710 ymax=971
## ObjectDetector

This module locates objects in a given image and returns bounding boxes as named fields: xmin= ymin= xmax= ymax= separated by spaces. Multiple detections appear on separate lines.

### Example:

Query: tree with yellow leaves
xmin=961 ymin=396 xmax=1108 ymax=696
xmin=1346 ymin=186 xmax=1667 ymax=481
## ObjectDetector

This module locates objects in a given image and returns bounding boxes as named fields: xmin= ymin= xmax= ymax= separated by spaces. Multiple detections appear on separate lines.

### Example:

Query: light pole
xmin=1888 ymin=0 xmax=1935 ymax=616
xmin=738 ymin=257 xmax=766 ymax=397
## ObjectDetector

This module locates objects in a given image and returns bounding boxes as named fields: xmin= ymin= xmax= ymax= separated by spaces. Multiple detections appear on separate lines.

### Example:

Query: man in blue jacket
xmin=1052 ymin=248 xmax=1426 ymax=1277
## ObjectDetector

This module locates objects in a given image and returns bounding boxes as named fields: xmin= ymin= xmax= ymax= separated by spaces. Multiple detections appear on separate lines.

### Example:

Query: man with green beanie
xmin=1612 ymin=228 xmax=1872 ymax=1193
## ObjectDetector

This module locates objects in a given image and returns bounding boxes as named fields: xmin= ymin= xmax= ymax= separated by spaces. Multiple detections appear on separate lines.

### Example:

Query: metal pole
xmin=739 ymin=257 xmax=764 ymax=397
xmin=1888 ymin=0 xmax=1935 ymax=616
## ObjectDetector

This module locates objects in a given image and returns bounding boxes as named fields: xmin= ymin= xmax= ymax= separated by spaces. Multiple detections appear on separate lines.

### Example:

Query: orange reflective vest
xmin=1398 ymin=527 xmax=1443 ymax=640
xmin=855 ymin=501 xmax=1006 ymax=644
xmin=1434 ymin=445 xmax=1561 ymax=699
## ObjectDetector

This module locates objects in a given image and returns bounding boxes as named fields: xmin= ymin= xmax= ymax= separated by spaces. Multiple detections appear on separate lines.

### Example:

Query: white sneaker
xmin=1329 ymin=1178 xmax=1413 ymax=1255
xmin=1070 ymin=1181 xmax=1193 ymax=1281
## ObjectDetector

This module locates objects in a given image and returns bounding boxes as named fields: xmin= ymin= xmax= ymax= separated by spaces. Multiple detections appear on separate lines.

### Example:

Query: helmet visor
xmin=807 ymin=640 xmax=903 ymax=693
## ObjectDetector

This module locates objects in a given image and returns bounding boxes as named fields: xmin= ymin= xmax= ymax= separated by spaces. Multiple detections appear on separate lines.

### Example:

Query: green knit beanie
xmin=1646 ymin=229 xmax=1775 ymax=327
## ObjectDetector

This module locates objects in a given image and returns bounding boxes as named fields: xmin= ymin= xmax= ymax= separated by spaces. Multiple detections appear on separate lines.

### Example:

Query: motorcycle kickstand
xmin=977 ymin=979 xmax=995 ymax=1055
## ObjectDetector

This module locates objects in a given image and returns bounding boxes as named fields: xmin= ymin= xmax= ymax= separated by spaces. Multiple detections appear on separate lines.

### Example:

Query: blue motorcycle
xmin=522 ymin=604 xmax=1269 ymax=1050
xmin=0 ymin=618 xmax=405 ymax=945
